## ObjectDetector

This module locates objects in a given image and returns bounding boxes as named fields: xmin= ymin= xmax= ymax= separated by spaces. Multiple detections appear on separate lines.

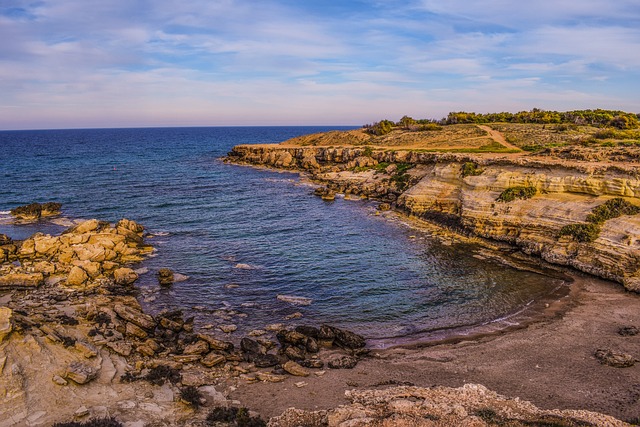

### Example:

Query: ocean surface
xmin=0 ymin=127 xmax=565 ymax=346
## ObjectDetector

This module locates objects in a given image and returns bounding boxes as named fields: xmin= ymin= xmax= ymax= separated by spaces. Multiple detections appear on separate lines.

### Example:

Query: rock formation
xmin=227 ymin=144 xmax=640 ymax=291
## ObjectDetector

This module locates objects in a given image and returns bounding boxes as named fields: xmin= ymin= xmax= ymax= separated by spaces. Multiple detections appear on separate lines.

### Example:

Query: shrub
xmin=461 ymin=162 xmax=483 ymax=177
xmin=206 ymin=406 xmax=266 ymax=427
xmin=362 ymin=146 xmax=373 ymax=157
xmin=586 ymin=197 xmax=640 ymax=224
xmin=180 ymin=385 xmax=203 ymax=408
xmin=559 ymin=223 xmax=601 ymax=243
xmin=53 ymin=418 xmax=123 ymax=427
xmin=421 ymin=123 xmax=443 ymax=131
xmin=144 ymin=365 xmax=182 ymax=385
xmin=496 ymin=186 xmax=537 ymax=202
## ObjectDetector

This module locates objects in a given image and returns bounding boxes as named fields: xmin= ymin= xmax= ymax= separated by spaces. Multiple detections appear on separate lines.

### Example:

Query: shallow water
xmin=0 ymin=127 xmax=565 ymax=345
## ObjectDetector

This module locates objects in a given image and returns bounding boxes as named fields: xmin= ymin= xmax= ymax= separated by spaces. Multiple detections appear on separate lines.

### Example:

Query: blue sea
xmin=0 ymin=127 xmax=564 ymax=346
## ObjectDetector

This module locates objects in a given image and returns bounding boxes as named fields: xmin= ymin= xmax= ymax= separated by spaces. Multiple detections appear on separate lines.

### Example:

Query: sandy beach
xmin=230 ymin=273 xmax=640 ymax=422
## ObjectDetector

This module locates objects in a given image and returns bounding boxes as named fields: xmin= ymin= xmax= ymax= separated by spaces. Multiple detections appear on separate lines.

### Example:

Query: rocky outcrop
xmin=10 ymin=202 xmax=62 ymax=220
xmin=227 ymin=144 xmax=640 ymax=291
xmin=268 ymin=384 xmax=630 ymax=427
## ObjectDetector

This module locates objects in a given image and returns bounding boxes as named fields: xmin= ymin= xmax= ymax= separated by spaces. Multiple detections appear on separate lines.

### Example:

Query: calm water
xmin=0 ymin=127 xmax=564 ymax=346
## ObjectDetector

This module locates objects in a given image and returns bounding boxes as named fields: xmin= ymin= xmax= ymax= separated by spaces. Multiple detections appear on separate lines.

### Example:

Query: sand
xmin=229 ymin=274 xmax=640 ymax=422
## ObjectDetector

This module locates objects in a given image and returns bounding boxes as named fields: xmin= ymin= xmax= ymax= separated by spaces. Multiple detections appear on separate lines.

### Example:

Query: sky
xmin=1 ymin=0 xmax=639 ymax=130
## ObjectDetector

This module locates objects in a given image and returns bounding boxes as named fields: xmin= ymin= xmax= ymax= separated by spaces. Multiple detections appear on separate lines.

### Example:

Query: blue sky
xmin=1 ymin=0 xmax=639 ymax=129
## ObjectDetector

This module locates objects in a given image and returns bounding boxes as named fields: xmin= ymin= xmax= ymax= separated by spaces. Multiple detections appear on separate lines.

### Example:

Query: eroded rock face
xmin=0 ymin=306 xmax=13 ymax=342
xmin=268 ymin=384 xmax=630 ymax=427
xmin=229 ymin=144 xmax=640 ymax=291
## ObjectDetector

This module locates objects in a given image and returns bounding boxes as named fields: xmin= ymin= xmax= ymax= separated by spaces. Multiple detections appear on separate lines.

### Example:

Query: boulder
xmin=324 ymin=325 xmax=366 ymax=349
xmin=183 ymin=340 xmax=210 ymax=355
xmin=0 ymin=307 xmax=13 ymax=342
xmin=201 ymin=352 xmax=226 ymax=368
xmin=0 ymin=272 xmax=44 ymax=289
xmin=33 ymin=261 xmax=56 ymax=275
xmin=65 ymin=362 xmax=99 ymax=384
xmin=594 ymin=349 xmax=637 ymax=368
xmin=277 ymin=330 xmax=307 ymax=347
xmin=66 ymin=266 xmax=89 ymax=287
xmin=10 ymin=202 xmax=61 ymax=220
xmin=157 ymin=268 xmax=174 ymax=286
xmin=113 ymin=268 xmax=138 ymax=286
xmin=283 ymin=360 xmax=309 ymax=377
xmin=241 ymin=337 xmax=267 ymax=355
xmin=317 ymin=325 xmax=335 ymax=347
xmin=66 ymin=219 xmax=101 ymax=234
xmin=125 ymin=322 xmax=148 ymax=339
xmin=328 ymin=355 xmax=358 ymax=369
xmin=34 ymin=235 xmax=61 ymax=255
xmin=106 ymin=340 xmax=132 ymax=356
xmin=0 ymin=234 xmax=12 ymax=245
xmin=116 ymin=218 xmax=144 ymax=233
xmin=254 ymin=354 xmax=281 ymax=368
xmin=113 ymin=304 xmax=156 ymax=330
xmin=197 ymin=334 xmax=234 ymax=353
xmin=295 ymin=325 xmax=320 ymax=338
xmin=284 ymin=346 xmax=306 ymax=361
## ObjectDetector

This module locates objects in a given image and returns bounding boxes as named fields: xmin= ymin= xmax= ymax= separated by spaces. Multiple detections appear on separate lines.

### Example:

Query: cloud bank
xmin=1 ymin=0 xmax=639 ymax=129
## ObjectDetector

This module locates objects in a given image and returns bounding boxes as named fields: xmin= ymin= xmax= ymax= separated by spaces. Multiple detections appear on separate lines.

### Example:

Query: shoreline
xmin=230 ymin=273 xmax=640 ymax=422
xmin=223 ymin=156 xmax=640 ymax=423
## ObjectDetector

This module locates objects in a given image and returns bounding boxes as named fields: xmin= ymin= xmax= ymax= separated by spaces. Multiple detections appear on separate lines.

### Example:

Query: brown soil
xmin=229 ymin=274 xmax=640 ymax=423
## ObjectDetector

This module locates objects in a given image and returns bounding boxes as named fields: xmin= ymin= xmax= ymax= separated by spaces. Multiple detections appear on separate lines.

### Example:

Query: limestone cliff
xmin=227 ymin=144 xmax=640 ymax=291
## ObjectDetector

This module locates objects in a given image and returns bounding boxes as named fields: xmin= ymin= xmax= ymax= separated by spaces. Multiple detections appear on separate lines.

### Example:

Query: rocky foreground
xmin=1 ymin=207 xmax=635 ymax=425
xmin=227 ymin=143 xmax=640 ymax=292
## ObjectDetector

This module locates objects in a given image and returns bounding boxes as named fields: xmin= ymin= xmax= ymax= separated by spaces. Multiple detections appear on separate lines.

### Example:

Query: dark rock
xmin=295 ymin=325 xmax=320 ymax=338
xmin=241 ymin=337 xmax=267 ymax=355
xmin=254 ymin=354 xmax=281 ymax=368
xmin=594 ymin=349 xmax=636 ymax=368
xmin=318 ymin=325 xmax=335 ymax=348
xmin=0 ymin=234 xmax=12 ymax=245
xmin=157 ymin=268 xmax=174 ymax=286
xmin=324 ymin=325 xmax=366 ymax=349
xmin=305 ymin=337 xmax=319 ymax=353
xmin=299 ymin=359 xmax=324 ymax=369
xmin=284 ymin=346 xmax=306 ymax=361
xmin=276 ymin=330 xmax=307 ymax=347
xmin=618 ymin=326 xmax=639 ymax=336
xmin=10 ymin=202 xmax=61 ymax=220
xmin=328 ymin=355 xmax=358 ymax=369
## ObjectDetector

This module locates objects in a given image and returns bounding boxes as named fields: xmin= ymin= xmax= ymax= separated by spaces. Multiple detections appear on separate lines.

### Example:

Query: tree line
xmin=364 ymin=109 xmax=640 ymax=135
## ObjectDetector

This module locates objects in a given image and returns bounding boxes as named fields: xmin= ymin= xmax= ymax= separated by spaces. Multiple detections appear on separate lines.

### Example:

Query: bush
xmin=206 ymin=407 xmax=266 ymax=427
xmin=559 ymin=223 xmax=601 ymax=243
xmin=144 ymin=365 xmax=182 ymax=385
xmin=53 ymin=418 xmax=123 ymax=427
xmin=586 ymin=197 xmax=640 ymax=224
xmin=180 ymin=385 xmax=203 ymax=408
xmin=461 ymin=162 xmax=483 ymax=177
xmin=421 ymin=123 xmax=443 ymax=131
xmin=496 ymin=186 xmax=537 ymax=202
xmin=362 ymin=146 xmax=373 ymax=157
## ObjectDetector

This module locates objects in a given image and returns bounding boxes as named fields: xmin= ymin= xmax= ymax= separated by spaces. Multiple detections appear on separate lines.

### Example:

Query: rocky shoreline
xmin=226 ymin=144 xmax=640 ymax=292
xmin=0 ymin=206 xmax=395 ymax=426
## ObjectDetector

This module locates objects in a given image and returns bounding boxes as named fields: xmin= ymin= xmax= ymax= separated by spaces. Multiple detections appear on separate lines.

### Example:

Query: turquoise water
xmin=0 ymin=127 xmax=564 ymax=345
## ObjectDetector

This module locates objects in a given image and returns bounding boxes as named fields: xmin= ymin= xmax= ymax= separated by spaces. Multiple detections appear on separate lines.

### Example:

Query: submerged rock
xmin=10 ymin=202 xmax=62 ymax=220
xmin=157 ymin=268 xmax=174 ymax=286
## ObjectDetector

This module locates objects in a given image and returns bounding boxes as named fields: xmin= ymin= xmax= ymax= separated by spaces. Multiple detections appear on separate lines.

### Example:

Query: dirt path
xmin=477 ymin=124 xmax=523 ymax=151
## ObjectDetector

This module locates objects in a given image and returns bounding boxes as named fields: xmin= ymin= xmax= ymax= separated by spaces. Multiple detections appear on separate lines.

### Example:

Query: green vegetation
xmin=496 ymin=186 xmax=537 ymax=202
xmin=206 ymin=406 xmax=266 ymax=426
xmin=559 ymin=223 xmax=601 ymax=243
xmin=365 ymin=119 xmax=394 ymax=135
xmin=559 ymin=198 xmax=639 ymax=243
xmin=586 ymin=197 xmax=640 ymax=224
xmin=362 ymin=146 xmax=373 ymax=157
xmin=461 ymin=162 xmax=483 ymax=177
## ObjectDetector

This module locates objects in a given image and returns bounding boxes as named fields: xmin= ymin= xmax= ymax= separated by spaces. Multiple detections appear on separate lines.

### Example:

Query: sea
xmin=0 ymin=126 xmax=566 ymax=347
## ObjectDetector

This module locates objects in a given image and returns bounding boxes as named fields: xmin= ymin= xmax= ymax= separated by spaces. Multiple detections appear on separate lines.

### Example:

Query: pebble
xmin=295 ymin=381 xmax=308 ymax=388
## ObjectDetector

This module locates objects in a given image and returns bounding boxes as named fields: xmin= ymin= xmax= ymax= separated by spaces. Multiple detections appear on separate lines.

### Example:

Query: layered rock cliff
xmin=227 ymin=144 xmax=640 ymax=291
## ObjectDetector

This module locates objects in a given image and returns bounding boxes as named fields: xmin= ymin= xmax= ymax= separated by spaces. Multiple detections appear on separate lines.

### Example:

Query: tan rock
xmin=18 ymin=238 xmax=36 ymax=256
xmin=117 ymin=218 xmax=144 ymax=233
xmin=106 ymin=340 xmax=132 ymax=356
xmin=67 ymin=266 xmax=89 ymax=287
xmin=113 ymin=304 xmax=156 ymax=330
xmin=172 ymin=354 xmax=201 ymax=363
xmin=200 ymin=352 xmax=226 ymax=368
xmin=34 ymin=235 xmax=61 ymax=255
xmin=74 ymin=341 xmax=98 ymax=358
xmin=283 ymin=360 xmax=309 ymax=377
xmin=183 ymin=340 xmax=210 ymax=355
xmin=0 ymin=307 xmax=13 ymax=342
xmin=113 ymin=267 xmax=138 ymax=286
xmin=88 ymin=233 xmax=125 ymax=249
xmin=125 ymin=322 xmax=148 ymax=339
xmin=69 ymin=219 xmax=101 ymax=234
xmin=197 ymin=334 xmax=234 ymax=352
xmin=256 ymin=372 xmax=287 ymax=383
xmin=0 ymin=272 xmax=44 ymax=288
xmin=65 ymin=361 xmax=99 ymax=384
xmin=33 ymin=261 xmax=56 ymax=275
